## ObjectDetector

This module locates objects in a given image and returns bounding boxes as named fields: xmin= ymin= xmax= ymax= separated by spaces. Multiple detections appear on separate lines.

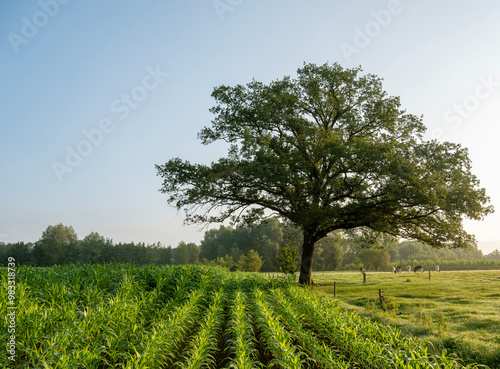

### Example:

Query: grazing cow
xmin=360 ymin=267 xmax=365 ymax=274
xmin=407 ymin=265 xmax=411 ymax=272
xmin=396 ymin=266 xmax=402 ymax=273
xmin=392 ymin=267 xmax=396 ymax=273
xmin=414 ymin=265 xmax=423 ymax=273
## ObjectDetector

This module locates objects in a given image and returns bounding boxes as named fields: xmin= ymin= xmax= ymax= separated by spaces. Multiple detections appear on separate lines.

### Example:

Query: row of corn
xmin=0 ymin=264 xmax=488 ymax=368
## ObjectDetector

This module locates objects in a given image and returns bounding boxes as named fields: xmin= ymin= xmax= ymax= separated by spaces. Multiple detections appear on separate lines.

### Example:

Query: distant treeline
xmin=1 ymin=221 xmax=500 ymax=271
xmin=0 ymin=225 xmax=173 ymax=267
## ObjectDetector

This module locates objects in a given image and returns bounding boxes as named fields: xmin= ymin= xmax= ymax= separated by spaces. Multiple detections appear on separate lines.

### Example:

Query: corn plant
xmin=176 ymin=289 xmax=225 ymax=369
xmin=269 ymin=288 xmax=350 ymax=369
xmin=124 ymin=288 xmax=205 ymax=368
xmin=251 ymin=288 xmax=306 ymax=368
xmin=283 ymin=285 xmax=485 ymax=369
xmin=225 ymin=289 xmax=260 ymax=369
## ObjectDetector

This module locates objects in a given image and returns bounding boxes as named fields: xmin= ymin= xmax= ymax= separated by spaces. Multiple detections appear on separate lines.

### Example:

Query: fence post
xmin=334 ymin=281 xmax=336 ymax=298
xmin=363 ymin=272 xmax=366 ymax=284
xmin=379 ymin=289 xmax=385 ymax=311
xmin=429 ymin=270 xmax=431 ymax=281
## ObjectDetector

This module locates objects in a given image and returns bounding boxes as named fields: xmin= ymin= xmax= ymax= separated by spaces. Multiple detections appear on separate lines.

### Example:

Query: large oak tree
xmin=156 ymin=62 xmax=493 ymax=284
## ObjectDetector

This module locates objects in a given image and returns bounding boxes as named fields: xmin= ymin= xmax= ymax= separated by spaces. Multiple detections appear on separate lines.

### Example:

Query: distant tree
xmin=0 ymin=242 xmax=35 ymax=266
xmin=35 ymin=224 xmax=78 ymax=265
xmin=161 ymin=245 xmax=174 ymax=265
xmin=203 ymin=258 xmax=217 ymax=266
xmin=31 ymin=243 xmax=48 ymax=266
xmin=203 ymin=254 xmax=234 ymax=269
xmin=203 ymin=253 xmax=235 ymax=269
xmin=486 ymin=249 xmax=500 ymax=261
xmin=0 ymin=243 xmax=5 ymax=265
xmin=98 ymin=238 xmax=116 ymax=263
xmin=277 ymin=242 xmax=299 ymax=275
xmin=134 ymin=242 xmax=150 ymax=265
xmin=393 ymin=240 xmax=484 ymax=263
xmin=314 ymin=230 xmax=345 ymax=271
xmin=237 ymin=249 xmax=263 ymax=272
xmin=199 ymin=225 xmax=235 ymax=261
xmin=175 ymin=242 xmax=200 ymax=265
xmin=149 ymin=243 xmax=173 ymax=265
xmin=358 ymin=248 xmax=390 ymax=271
xmin=216 ymin=253 xmax=235 ymax=269
xmin=157 ymin=62 xmax=493 ymax=284
xmin=341 ymin=239 xmax=358 ymax=266
xmin=452 ymin=246 xmax=483 ymax=261
xmin=113 ymin=242 xmax=138 ymax=264
xmin=398 ymin=241 xmax=426 ymax=261
xmin=386 ymin=239 xmax=399 ymax=262
xmin=80 ymin=232 xmax=105 ymax=264
xmin=232 ymin=219 xmax=283 ymax=271
xmin=343 ymin=228 xmax=395 ymax=270
xmin=199 ymin=219 xmax=285 ymax=272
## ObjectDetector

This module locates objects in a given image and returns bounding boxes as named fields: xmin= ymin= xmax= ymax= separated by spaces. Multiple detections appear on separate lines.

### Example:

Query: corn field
xmin=0 ymin=264 xmax=488 ymax=368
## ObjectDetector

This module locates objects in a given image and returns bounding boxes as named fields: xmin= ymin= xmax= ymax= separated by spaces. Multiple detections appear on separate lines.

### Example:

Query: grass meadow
xmin=310 ymin=270 xmax=500 ymax=367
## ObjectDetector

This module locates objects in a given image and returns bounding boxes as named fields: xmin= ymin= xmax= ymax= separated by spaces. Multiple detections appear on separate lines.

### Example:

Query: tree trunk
xmin=299 ymin=231 xmax=317 ymax=285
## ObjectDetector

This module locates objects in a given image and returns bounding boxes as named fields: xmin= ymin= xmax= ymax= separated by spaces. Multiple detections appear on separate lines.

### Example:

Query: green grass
xmin=311 ymin=270 xmax=500 ymax=367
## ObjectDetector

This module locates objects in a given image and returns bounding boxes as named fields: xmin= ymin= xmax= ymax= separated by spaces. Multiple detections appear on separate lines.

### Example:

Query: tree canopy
xmin=35 ymin=223 xmax=79 ymax=265
xmin=156 ymin=62 xmax=493 ymax=284
xmin=277 ymin=242 xmax=299 ymax=275
xmin=237 ymin=249 xmax=263 ymax=272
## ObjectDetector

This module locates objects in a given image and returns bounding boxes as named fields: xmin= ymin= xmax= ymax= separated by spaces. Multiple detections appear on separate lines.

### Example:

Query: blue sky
xmin=1 ymin=0 xmax=500 ymax=254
